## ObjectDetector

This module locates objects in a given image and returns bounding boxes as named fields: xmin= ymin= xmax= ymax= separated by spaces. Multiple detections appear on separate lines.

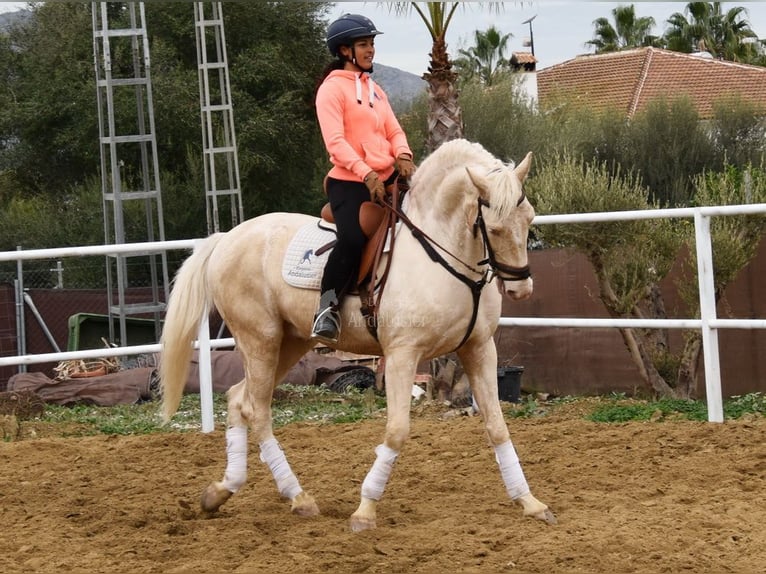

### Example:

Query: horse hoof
xmin=528 ymin=507 xmax=557 ymax=525
xmin=200 ymin=482 xmax=232 ymax=513
xmin=291 ymin=491 xmax=320 ymax=517
xmin=349 ymin=514 xmax=376 ymax=532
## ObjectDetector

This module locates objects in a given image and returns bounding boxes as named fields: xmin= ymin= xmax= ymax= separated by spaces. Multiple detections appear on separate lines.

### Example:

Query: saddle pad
xmin=281 ymin=219 xmax=402 ymax=291
xmin=282 ymin=221 xmax=337 ymax=290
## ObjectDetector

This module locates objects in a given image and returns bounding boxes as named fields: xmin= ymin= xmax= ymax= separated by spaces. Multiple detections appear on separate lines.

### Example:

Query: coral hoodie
xmin=316 ymin=69 xmax=412 ymax=183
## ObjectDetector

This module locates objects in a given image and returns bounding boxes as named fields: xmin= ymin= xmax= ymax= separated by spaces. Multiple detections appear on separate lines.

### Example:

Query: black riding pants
xmin=321 ymin=173 xmax=396 ymax=299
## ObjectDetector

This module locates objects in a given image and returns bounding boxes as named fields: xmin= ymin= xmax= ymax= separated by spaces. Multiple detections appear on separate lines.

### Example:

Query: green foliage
xmin=454 ymin=26 xmax=513 ymax=86
xmin=460 ymin=73 xmax=540 ymax=164
xmin=586 ymin=4 xmax=660 ymax=53
xmin=664 ymin=2 xmax=762 ymax=63
xmin=395 ymin=92 xmax=429 ymax=165
xmin=726 ymin=392 xmax=766 ymax=418
xmin=679 ymin=165 xmax=766 ymax=308
xmin=528 ymin=155 xmax=682 ymax=314
xmin=710 ymin=95 xmax=766 ymax=168
xmin=504 ymin=395 xmax=545 ymax=419
xmin=588 ymin=393 xmax=766 ymax=422
xmin=29 ymin=391 xmax=766 ymax=438
xmin=38 ymin=384 xmax=387 ymax=436
xmin=2 ymin=3 xmax=98 ymax=192
xmin=622 ymin=97 xmax=717 ymax=206
xmin=0 ymin=2 xmax=332 ymax=245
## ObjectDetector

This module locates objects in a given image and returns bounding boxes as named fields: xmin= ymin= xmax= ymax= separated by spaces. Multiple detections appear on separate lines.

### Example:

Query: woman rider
xmin=311 ymin=13 xmax=416 ymax=344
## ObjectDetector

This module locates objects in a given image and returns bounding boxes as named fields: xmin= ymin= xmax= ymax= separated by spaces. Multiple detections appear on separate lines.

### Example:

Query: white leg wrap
xmin=259 ymin=438 xmax=302 ymax=500
xmin=221 ymin=426 xmax=248 ymax=493
xmin=361 ymin=443 xmax=399 ymax=501
xmin=495 ymin=440 xmax=531 ymax=500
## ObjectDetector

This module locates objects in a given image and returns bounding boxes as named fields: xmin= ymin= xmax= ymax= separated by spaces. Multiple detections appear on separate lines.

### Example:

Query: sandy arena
xmin=1 ymin=404 xmax=765 ymax=574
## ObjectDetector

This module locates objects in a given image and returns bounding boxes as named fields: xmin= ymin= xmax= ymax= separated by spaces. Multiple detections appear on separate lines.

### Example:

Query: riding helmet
xmin=326 ymin=13 xmax=383 ymax=57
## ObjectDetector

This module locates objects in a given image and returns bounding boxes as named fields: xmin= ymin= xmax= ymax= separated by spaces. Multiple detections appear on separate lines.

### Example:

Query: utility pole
xmin=522 ymin=14 xmax=537 ymax=57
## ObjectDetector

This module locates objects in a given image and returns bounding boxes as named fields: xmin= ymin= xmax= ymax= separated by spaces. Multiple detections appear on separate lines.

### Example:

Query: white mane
xmin=410 ymin=139 xmax=523 ymax=219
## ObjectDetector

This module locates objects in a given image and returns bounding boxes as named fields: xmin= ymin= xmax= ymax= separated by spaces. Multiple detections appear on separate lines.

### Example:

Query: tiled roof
xmin=511 ymin=52 xmax=537 ymax=65
xmin=537 ymin=47 xmax=766 ymax=119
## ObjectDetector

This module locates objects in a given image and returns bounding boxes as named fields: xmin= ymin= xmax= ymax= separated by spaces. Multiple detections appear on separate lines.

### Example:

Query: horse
xmin=159 ymin=138 xmax=556 ymax=531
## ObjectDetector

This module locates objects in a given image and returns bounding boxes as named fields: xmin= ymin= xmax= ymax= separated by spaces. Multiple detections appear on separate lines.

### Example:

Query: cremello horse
xmin=160 ymin=138 xmax=556 ymax=531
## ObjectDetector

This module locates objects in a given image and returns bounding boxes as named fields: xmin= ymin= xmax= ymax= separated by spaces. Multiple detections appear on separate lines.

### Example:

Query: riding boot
xmin=311 ymin=289 xmax=341 ymax=344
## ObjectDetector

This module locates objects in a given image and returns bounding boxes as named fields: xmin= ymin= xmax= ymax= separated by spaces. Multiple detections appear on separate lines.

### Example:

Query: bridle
xmin=473 ymin=196 xmax=532 ymax=282
xmin=385 ymin=187 xmax=531 ymax=351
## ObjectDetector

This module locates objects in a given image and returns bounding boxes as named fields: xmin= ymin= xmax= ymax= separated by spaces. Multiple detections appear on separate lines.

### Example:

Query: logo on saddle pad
xmin=281 ymin=221 xmax=337 ymax=290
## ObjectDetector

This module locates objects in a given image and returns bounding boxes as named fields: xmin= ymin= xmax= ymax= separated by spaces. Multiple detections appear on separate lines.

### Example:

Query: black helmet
xmin=326 ymin=13 xmax=383 ymax=57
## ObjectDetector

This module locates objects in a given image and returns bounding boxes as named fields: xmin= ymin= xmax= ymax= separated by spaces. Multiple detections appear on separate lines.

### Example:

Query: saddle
xmin=319 ymin=200 xmax=387 ymax=284
xmin=319 ymin=180 xmax=405 ymax=337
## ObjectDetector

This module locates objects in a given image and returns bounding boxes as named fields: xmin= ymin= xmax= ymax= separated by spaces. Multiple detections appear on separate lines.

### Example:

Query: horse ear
xmin=464 ymin=167 xmax=484 ymax=228
xmin=465 ymin=166 xmax=489 ymax=197
xmin=514 ymin=152 xmax=533 ymax=182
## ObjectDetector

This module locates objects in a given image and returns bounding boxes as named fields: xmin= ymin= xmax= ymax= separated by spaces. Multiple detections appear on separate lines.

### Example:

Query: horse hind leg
xmin=200 ymin=378 xmax=247 ymax=513
xmin=201 ymin=335 xmax=319 ymax=518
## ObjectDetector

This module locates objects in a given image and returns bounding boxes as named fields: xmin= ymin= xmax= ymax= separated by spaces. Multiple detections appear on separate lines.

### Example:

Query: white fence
xmin=1 ymin=203 xmax=765 ymax=429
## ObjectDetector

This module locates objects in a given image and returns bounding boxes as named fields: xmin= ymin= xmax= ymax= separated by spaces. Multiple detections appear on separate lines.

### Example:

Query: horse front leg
xmin=458 ymin=340 xmax=557 ymax=525
xmin=349 ymin=348 xmax=417 ymax=532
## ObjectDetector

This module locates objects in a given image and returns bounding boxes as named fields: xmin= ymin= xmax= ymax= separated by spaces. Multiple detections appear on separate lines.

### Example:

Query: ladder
xmin=92 ymin=2 xmax=169 ymax=347
xmin=194 ymin=2 xmax=243 ymax=234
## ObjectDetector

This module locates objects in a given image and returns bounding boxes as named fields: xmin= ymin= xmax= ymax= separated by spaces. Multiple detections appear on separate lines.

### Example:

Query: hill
xmin=0 ymin=9 xmax=30 ymax=31
xmin=372 ymin=63 xmax=427 ymax=105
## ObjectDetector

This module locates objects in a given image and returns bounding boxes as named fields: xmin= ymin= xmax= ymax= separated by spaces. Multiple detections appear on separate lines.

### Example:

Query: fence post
xmin=198 ymin=309 xmax=215 ymax=433
xmin=694 ymin=210 xmax=724 ymax=423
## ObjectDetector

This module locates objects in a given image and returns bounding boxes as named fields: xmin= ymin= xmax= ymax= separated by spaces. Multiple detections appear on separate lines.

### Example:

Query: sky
xmin=327 ymin=2 xmax=766 ymax=74
xmin=2 ymin=2 xmax=766 ymax=74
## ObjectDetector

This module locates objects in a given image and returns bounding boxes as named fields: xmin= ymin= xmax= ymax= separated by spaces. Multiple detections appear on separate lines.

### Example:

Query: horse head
xmin=464 ymin=151 xmax=535 ymax=301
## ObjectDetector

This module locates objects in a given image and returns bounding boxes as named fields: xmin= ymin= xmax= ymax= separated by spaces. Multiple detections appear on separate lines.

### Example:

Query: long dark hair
xmin=313 ymin=58 xmax=345 ymax=103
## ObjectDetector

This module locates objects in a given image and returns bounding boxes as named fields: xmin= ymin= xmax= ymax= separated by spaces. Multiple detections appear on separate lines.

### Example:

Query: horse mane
xmin=410 ymin=139 xmax=523 ymax=219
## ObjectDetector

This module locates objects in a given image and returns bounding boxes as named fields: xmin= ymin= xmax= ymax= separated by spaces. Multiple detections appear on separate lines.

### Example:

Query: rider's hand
xmin=364 ymin=171 xmax=385 ymax=203
xmin=396 ymin=155 xmax=416 ymax=178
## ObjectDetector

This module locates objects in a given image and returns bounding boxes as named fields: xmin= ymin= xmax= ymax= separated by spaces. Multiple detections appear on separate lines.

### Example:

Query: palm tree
xmin=586 ymin=4 xmax=660 ymax=53
xmin=455 ymin=26 xmax=513 ymax=86
xmin=664 ymin=2 xmax=760 ymax=63
xmin=388 ymin=2 xmax=503 ymax=153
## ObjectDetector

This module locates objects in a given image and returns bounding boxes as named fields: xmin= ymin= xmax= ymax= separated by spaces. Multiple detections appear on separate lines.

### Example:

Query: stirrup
xmin=311 ymin=307 xmax=341 ymax=345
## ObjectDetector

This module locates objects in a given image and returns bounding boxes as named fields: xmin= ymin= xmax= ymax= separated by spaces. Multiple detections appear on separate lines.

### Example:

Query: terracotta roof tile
xmin=511 ymin=52 xmax=537 ymax=65
xmin=537 ymin=47 xmax=766 ymax=119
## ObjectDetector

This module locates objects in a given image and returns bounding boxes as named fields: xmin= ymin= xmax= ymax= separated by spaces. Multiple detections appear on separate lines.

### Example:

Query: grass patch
xmin=29 ymin=384 xmax=387 ymax=438
xmin=587 ymin=392 xmax=766 ymax=423
xmin=15 ymin=389 xmax=766 ymax=440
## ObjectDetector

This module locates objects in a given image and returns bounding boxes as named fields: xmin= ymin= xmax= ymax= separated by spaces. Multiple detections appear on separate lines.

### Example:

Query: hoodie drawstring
xmin=355 ymin=73 xmax=375 ymax=108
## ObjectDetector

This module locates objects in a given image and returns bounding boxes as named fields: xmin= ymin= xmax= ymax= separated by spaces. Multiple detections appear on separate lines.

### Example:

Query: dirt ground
xmin=1 ymin=403 xmax=765 ymax=574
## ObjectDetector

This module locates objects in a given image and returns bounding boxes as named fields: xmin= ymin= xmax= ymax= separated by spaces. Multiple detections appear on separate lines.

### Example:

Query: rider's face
xmin=342 ymin=36 xmax=375 ymax=71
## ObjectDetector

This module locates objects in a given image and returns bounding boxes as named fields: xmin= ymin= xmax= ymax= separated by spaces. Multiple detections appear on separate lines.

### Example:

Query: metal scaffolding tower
xmin=92 ymin=2 xmax=169 ymax=346
xmin=194 ymin=2 xmax=243 ymax=234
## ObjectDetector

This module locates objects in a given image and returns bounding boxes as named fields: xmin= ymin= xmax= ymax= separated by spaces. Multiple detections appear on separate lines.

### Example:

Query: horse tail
xmin=160 ymin=233 xmax=224 ymax=423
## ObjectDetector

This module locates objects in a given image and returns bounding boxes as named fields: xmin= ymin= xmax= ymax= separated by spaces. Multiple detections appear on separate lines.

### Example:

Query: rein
xmin=384 ymin=189 xmax=531 ymax=352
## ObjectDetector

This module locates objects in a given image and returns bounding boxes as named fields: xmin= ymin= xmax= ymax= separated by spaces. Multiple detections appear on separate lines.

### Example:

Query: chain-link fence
xmin=0 ymin=249 xmax=195 ymax=389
